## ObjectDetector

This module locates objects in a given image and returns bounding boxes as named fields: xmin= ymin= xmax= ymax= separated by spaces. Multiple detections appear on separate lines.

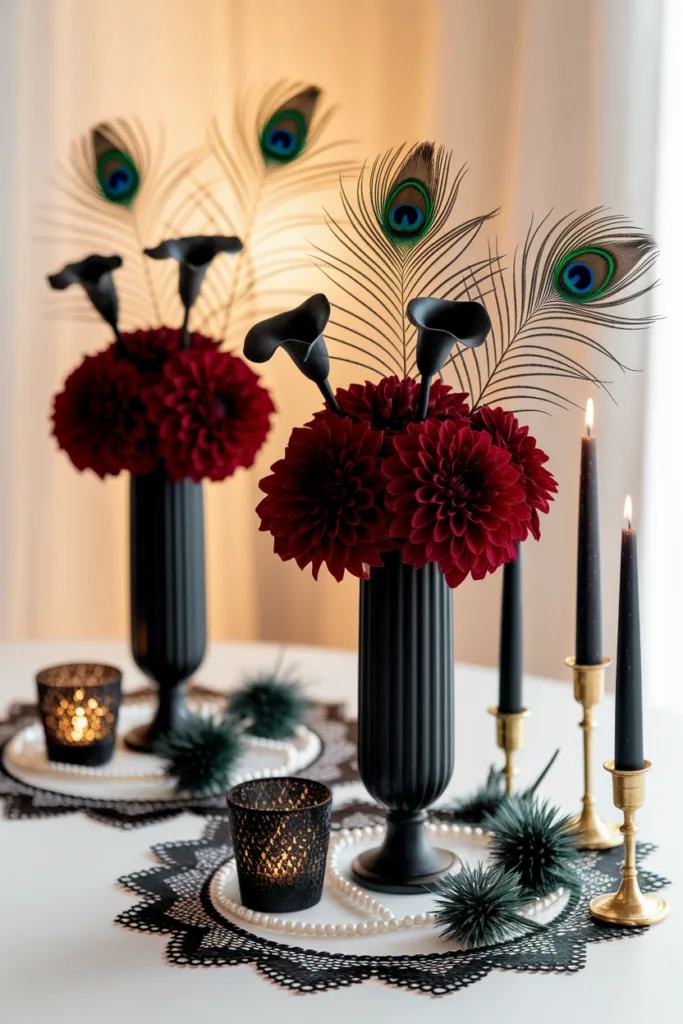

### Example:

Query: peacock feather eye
xmin=96 ymin=150 xmax=139 ymax=205
xmin=383 ymin=180 xmax=433 ymax=243
xmin=554 ymin=247 xmax=615 ymax=302
xmin=92 ymin=127 xmax=140 ymax=207
xmin=260 ymin=110 xmax=306 ymax=163
xmin=259 ymin=86 xmax=320 ymax=166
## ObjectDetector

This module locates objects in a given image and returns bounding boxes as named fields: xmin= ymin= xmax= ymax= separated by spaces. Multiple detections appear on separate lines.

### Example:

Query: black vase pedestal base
xmin=124 ymin=724 xmax=161 ymax=754
xmin=123 ymin=684 xmax=190 ymax=754
xmin=352 ymin=846 xmax=459 ymax=894
xmin=350 ymin=811 xmax=460 ymax=894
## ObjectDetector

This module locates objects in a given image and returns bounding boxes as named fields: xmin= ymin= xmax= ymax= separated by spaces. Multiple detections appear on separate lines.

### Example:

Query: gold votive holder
xmin=565 ymin=656 xmax=622 ymax=850
xmin=36 ymin=663 xmax=122 ymax=767
xmin=488 ymin=707 xmax=529 ymax=796
xmin=589 ymin=760 xmax=669 ymax=926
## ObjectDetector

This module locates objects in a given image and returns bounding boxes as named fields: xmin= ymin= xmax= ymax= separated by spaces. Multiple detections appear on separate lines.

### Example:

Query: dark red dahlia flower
xmin=143 ymin=347 xmax=274 ymax=483
xmin=469 ymin=405 xmax=558 ymax=540
xmin=118 ymin=327 xmax=218 ymax=369
xmin=384 ymin=420 xmax=531 ymax=587
xmin=257 ymin=412 xmax=390 ymax=582
xmin=52 ymin=345 xmax=155 ymax=478
xmin=312 ymin=376 xmax=469 ymax=438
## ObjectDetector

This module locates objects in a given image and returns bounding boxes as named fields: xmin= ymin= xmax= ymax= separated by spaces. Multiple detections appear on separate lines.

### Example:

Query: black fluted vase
xmin=352 ymin=550 xmax=457 ymax=893
xmin=124 ymin=467 xmax=207 ymax=753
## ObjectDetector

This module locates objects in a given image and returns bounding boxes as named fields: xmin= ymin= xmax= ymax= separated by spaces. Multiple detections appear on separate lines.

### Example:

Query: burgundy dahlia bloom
xmin=257 ymin=411 xmax=390 ymax=582
xmin=143 ymin=347 xmax=274 ymax=483
xmin=383 ymin=420 xmax=531 ymax=587
xmin=313 ymin=376 xmax=469 ymax=438
xmin=469 ymin=405 xmax=558 ymax=540
xmin=52 ymin=345 xmax=155 ymax=478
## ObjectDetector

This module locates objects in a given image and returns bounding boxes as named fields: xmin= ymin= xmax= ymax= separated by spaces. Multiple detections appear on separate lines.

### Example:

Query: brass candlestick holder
xmin=565 ymin=656 xmax=622 ymax=850
xmin=589 ymin=759 xmax=669 ymax=926
xmin=488 ymin=707 xmax=529 ymax=795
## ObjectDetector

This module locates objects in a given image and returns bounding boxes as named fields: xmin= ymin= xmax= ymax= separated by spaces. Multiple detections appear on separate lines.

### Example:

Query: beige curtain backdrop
xmin=0 ymin=0 xmax=663 ymax=682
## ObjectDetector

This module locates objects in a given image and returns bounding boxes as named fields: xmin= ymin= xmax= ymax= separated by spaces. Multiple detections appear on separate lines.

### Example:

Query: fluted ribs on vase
xmin=125 ymin=467 xmax=206 ymax=752
xmin=353 ymin=550 xmax=457 ymax=893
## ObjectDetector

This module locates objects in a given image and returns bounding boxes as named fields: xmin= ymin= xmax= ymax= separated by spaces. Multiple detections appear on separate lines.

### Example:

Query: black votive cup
xmin=226 ymin=777 xmax=332 ymax=913
xmin=36 ymin=663 xmax=122 ymax=767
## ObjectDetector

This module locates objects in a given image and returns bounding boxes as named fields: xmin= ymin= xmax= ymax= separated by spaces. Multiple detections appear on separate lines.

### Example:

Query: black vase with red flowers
xmin=246 ymin=295 xmax=557 ymax=890
xmin=49 ymin=243 xmax=275 ymax=750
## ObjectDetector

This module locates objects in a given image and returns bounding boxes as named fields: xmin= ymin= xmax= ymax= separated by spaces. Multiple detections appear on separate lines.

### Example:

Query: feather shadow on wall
xmin=171 ymin=80 xmax=357 ymax=346
xmin=315 ymin=142 xmax=658 ymax=410
xmin=42 ymin=118 xmax=206 ymax=330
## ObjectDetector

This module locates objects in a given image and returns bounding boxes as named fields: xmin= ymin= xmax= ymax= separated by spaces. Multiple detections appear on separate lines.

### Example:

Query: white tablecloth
xmin=0 ymin=640 xmax=679 ymax=1023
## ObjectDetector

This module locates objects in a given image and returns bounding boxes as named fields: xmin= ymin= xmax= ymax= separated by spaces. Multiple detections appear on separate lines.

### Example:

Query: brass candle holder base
xmin=589 ymin=760 xmax=669 ymax=927
xmin=565 ymin=657 xmax=622 ymax=851
xmin=488 ymin=707 xmax=529 ymax=796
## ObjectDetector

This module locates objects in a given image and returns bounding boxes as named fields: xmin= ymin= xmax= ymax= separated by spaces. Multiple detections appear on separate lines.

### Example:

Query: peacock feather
xmin=44 ymin=117 xmax=205 ymax=329
xmin=455 ymin=210 xmax=659 ymax=414
xmin=312 ymin=142 xmax=498 ymax=379
xmin=380 ymin=143 xmax=435 ymax=245
xmin=180 ymin=81 xmax=357 ymax=345
xmin=92 ymin=124 xmax=141 ymax=206
xmin=259 ymin=85 xmax=320 ymax=165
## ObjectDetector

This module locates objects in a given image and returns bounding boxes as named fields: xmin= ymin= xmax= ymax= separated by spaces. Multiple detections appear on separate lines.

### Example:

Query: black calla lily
xmin=144 ymin=235 xmax=243 ymax=346
xmin=244 ymin=294 xmax=340 ymax=413
xmin=407 ymin=297 xmax=492 ymax=419
xmin=48 ymin=254 xmax=123 ymax=337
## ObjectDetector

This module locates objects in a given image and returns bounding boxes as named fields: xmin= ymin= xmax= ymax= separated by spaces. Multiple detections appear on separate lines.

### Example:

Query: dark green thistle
xmin=229 ymin=675 xmax=310 ymax=740
xmin=486 ymin=798 xmax=579 ymax=898
xmin=451 ymin=749 xmax=560 ymax=824
xmin=432 ymin=864 xmax=542 ymax=949
xmin=154 ymin=714 xmax=242 ymax=794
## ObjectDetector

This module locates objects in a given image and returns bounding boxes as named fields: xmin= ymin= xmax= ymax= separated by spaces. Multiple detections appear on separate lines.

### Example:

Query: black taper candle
xmin=498 ymin=541 xmax=523 ymax=714
xmin=576 ymin=401 xmax=602 ymax=664
xmin=614 ymin=498 xmax=644 ymax=771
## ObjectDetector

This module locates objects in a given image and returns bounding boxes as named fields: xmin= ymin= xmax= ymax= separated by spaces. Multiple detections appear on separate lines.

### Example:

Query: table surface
xmin=0 ymin=639 xmax=679 ymax=1023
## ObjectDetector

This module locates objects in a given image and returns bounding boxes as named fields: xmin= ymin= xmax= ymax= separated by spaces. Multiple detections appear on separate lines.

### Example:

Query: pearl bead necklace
xmin=211 ymin=820 xmax=566 ymax=939
xmin=7 ymin=713 xmax=318 ymax=784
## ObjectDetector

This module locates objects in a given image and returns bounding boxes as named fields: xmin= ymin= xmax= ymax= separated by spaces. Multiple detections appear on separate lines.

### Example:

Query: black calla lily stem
xmin=319 ymin=379 xmax=341 ymax=415
xmin=180 ymin=306 xmax=192 ymax=350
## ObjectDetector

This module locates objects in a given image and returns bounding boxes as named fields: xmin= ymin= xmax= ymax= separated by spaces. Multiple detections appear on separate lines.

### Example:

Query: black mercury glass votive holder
xmin=226 ymin=777 xmax=332 ymax=913
xmin=36 ymin=663 xmax=122 ymax=767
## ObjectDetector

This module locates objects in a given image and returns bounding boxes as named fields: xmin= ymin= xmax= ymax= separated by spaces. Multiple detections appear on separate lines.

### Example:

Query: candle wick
xmin=586 ymin=425 xmax=591 ymax=437
xmin=627 ymin=518 xmax=632 ymax=530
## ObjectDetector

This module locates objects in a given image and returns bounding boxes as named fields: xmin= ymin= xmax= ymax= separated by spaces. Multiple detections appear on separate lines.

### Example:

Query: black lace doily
xmin=116 ymin=802 xmax=670 ymax=995
xmin=0 ymin=690 xmax=357 ymax=829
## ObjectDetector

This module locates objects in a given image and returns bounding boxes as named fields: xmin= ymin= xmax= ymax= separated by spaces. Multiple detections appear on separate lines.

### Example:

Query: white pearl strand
xmin=8 ymin=714 xmax=316 ymax=784
xmin=212 ymin=820 xmax=566 ymax=938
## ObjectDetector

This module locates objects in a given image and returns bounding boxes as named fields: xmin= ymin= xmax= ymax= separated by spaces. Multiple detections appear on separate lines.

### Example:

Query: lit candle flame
xmin=624 ymin=494 xmax=633 ymax=528
xmin=585 ymin=398 xmax=594 ymax=434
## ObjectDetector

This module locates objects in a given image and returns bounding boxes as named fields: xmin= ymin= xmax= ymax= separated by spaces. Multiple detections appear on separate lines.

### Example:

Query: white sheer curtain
xmin=0 ymin=0 xmax=666 ymax=683
xmin=643 ymin=0 xmax=683 ymax=711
